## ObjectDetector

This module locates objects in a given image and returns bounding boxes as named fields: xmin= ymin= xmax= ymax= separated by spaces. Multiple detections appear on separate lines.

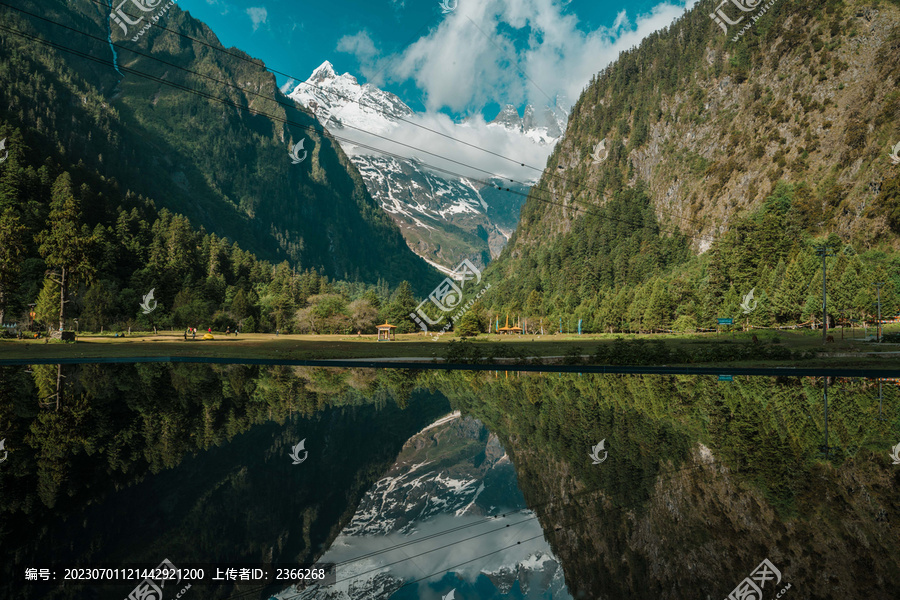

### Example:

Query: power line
xmin=295 ymin=464 xmax=732 ymax=597
xmin=74 ymin=0 xmax=550 ymax=175
xmin=50 ymin=0 xmax=713 ymax=233
xmin=329 ymin=514 xmax=539 ymax=584
xmin=0 ymin=17 xmax=715 ymax=245
xmin=230 ymin=450 xmax=746 ymax=600
xmin=213 ymin=370 xmax=856 ymax=600
xmin=5 ymin=13 xmax=876 ymax=334
xmin=0 ymin=22 xmax=495 ymax=182
xmin=331 ymin=450 xmax=713 ymax=570
xmin=464 ymin=15 xmax=556 ymax=107
xmin=5 ymin=2 xmax=862 ymax=283
xmin=214 ymin=447 xmax=721 ymax=600
xmin=0 ymin=5 xmax=518 ymax=183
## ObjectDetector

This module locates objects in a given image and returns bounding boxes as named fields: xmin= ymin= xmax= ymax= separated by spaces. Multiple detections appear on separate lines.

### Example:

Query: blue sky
xmin=178 ymin=0 xmax=697 ymax=120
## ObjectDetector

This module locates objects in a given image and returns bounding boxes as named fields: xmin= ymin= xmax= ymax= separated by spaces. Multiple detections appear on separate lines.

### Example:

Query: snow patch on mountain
xmin=287 ymin=61 xmax=568 ymax=269
xmin=272 ymin=416 xmax=571 ymax=600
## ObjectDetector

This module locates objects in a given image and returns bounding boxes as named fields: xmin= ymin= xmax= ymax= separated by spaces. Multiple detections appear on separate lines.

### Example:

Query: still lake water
xmin=1 ymin=363 xmax=899 ymax=600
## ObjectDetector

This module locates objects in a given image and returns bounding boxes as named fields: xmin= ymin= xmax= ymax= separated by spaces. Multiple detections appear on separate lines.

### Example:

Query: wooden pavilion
xmin=376 ymin=323 xmax=396 ymax=341
xmin=497 ymin=315 xmax=523 ymax=335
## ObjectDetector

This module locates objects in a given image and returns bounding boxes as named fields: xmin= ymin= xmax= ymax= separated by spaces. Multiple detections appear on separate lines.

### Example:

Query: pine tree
xmin=643 ymin=280 xmax=671 ymax=332
xmin=773 ymin=259 xmax=807 ymax=323
xmin=231 ymin=288 xmax=252 ymax=321
xmin=627 ymin=284 xmax=650 ymax=332
xmin=35 ymin=279 xmax=60 ymax=328
xmin=35 ymin=173 xmax=98 ymax=331
xmin=833 ymin=264 xmax=860 ymax=315
xmin=802 ymin=281 xmax=823 ymax=328
xmin=0 ymin=129 xmax=27 ymax=211
xmin=385 ymin=281 xmax=419 ymax=333
xmin=456 ymin=311 xmax=482 ymax=338
xmin=721 ymin=285 xmax=741 ymax=320
xmin=81 ymin=281 xmax=119 ymax=331
xmin=0 ymin=209 xmax=26 ymax=324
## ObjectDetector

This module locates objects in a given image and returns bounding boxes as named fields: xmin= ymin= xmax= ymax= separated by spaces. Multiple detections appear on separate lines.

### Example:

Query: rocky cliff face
xmin=0 ymin=2 xmax=439 ymax=288
xmin=508 ymin=2 xmax=900 ymax=256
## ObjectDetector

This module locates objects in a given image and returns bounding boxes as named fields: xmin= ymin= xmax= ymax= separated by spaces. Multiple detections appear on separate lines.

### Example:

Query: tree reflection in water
xmin=0 ymin=365 xmax=897 ymax=599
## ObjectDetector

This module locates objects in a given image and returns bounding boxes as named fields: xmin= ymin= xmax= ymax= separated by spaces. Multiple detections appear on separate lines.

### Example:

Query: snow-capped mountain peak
xmin=309 ymin=60 xmax=337 ymax=82
xmin=488 ymin=103 xmax=566 ymax=145
xmin=288 ymin=62 xmax=413 ymax=128
xmin=285 ymin=61 xmax=567 ymax=270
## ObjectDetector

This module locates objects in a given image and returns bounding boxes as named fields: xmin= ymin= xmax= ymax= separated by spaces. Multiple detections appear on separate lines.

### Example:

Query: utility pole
xmin=814 ymin=244 xmax=835 ymax=343
xmin=874 ymin=282 xmax=884 ymax=343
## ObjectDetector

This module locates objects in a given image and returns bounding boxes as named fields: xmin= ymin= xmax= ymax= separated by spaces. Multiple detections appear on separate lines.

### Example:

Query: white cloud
xmin=320 ymin=0 xmax=699 ymax=184
xmin=245 ymin=6 xmax=268 ymax=31
xmin=205 ymin=0 xmax=231 ymax=14
xmin=337 ymin=31 xmax=382 ymax=76
xmin=279 ymin=78 xmax=297 ymax=94
xmin=386 ymin=0 xmax=698 ymax=113
xmin=332 ymin=107 xmax=555 ymax=184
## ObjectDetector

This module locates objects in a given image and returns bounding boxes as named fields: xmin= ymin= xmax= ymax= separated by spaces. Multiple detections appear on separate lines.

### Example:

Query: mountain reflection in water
xmin=283 ymin=414 xmax=570 ymax=600
xmin=0 ymin=364 xmax=897 ymax=600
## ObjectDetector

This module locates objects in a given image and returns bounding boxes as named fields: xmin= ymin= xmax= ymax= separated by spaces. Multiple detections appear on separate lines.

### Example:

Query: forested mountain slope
xmin=0 ymin=126 xmax=398 ymax=333
xmin=0 ymin=0 xmax=437 ymax=289
xmin=483 ymin=0 xmax=900 ymax=332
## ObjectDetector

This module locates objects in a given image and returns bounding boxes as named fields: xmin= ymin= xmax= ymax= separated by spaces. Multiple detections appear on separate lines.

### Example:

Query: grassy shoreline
xmin=1 ymin=328 xmax=898 ymax=369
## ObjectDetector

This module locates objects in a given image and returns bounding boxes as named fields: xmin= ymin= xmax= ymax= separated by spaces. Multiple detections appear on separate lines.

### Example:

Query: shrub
xmin=563 ymin=346 xmax=584 ymax=365
xmin=445 ymin=340 xmax=483 ymax=364
xmin=592 ymin=338 xmax=804 ymax=365
xmin=456 ymin=311 xmax=482 ymax=338
xmin=486 ymin=343 xmax=527 ymax=363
